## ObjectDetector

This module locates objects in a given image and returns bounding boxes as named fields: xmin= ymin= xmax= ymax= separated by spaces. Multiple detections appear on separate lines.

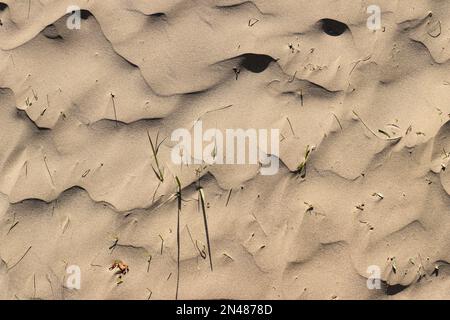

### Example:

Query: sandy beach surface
xmin=1 ymin=0 xmax=450 ymax=300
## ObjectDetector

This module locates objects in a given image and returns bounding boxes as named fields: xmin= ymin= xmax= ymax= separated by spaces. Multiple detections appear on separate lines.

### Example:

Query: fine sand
xmin=1 ymin=0 xmax=450 ymax=300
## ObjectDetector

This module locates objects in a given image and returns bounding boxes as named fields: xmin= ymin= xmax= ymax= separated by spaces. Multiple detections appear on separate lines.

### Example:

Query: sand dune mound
xmin=1 ymin=0 xmax=450 ymax=299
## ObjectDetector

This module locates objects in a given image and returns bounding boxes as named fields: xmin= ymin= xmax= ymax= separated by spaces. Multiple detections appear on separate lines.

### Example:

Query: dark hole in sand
xmin=43 ymin=24 xmax=63 ymax=40
xmin=151 ymin=12 xmax=166 ymax=18
xmin=148 ymin=12 xmax=167 ymax=23
xmin=383 ymin=282 xmax=409 ymax=296
xmin=320 ymin=18 xmax=348 ymax=36
xmin=241 ymin=54 xmax=275 ymax=73
xmin=0 ymin=3 xmax=7 ymax=11
xmin=80 ymin=10 xmax=92 ymax=20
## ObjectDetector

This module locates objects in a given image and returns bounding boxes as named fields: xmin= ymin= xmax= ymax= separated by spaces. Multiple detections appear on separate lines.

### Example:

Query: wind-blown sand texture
xmin=1 ymin=0 xmax=450 ymax=300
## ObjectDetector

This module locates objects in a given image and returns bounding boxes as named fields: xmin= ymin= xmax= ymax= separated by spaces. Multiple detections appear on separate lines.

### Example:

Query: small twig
xmin=233 ymin=67 xmax=240 ymax=80
xmin=304 ymin=202 xmax=314 ymax=213
xmin=372 ymin=192 xmax=384 ymax=200
xmin=186 ymin=225 xmax=199 ymax=257
xmin=147 ymin=255 xmax=152 ymax=273
xmin=225 ymin=189 xmax=232 ymax=207
xmin=198 ymin=187 xmax=213 ymax=271
xmin=146 ymin=288 xmax=152 ymax=300
xmin=352 ymin=111 xmax=401 ymax=141
xmin=332 ymin=113 xmax=343 ymax=131
xmin=223 ymin=253 xmax=234 ymax=261
xmin=204 ymin=104 xmax=233 ymax=116
xmin=159 ymin=234 xmax=164 ymax=255
xmin=152 ymin=182 xmax=161 ymax=204
xmin=288 ymin=71 xmax=297 ymax=83
xmin=82 ymin=169 xmax=90 ymax=178
xmin=33 ymin=274 xmax=36 ymax=299
xmin=286 ymin=117 xmax=296 ymax=137
xmin=43 ymin=156 xmax=54 ymax=186
xmin=62 ymin=217 xmax=70 ymax=234
xmin=195 ymin=241 xmax=207 ymax=259
xmin=378 ymin=129 xmax=391 ymax=138
xmin=251 ymin=213 xmax=267 ymax=236
xmin=110 ymin=93 xmax=118 ymax=127
xmin=248 ymin=18 xmax=259 ymax=27
xmin=109 ymin=237 xmax=118 ymax=252
xmin=175 ymin=176 xmax=182 ymax=300
xmin=352 ymin=111 xmax=378 ymax=137
xmin=7 ymin=246 xmax=32 ymax=271
xmin=7 ymin=221 xmax=19 ymax=235
xmin=349 ymin=56 xmax=371 ymax=76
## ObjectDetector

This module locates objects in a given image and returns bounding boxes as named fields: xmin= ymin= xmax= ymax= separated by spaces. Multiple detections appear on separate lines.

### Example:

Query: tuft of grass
xmin=295 ymin=145 xmax=315 ymax=178
xmin=147 ymin=130 xmax=166 ymax=182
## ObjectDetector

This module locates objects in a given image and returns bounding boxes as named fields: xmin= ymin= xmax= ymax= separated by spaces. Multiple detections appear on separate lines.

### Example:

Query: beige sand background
xmin=1 ymin=0 xmax=450 ymax=300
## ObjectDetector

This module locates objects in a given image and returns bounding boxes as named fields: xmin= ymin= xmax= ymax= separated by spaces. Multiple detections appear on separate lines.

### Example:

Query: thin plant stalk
xmin=175 ymin=176 xmax=182 ymax=300
xmin=147 ymin=130 xmax=165 ymax=182
xmin=198 ymin=187 xmax=213 ymax=271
